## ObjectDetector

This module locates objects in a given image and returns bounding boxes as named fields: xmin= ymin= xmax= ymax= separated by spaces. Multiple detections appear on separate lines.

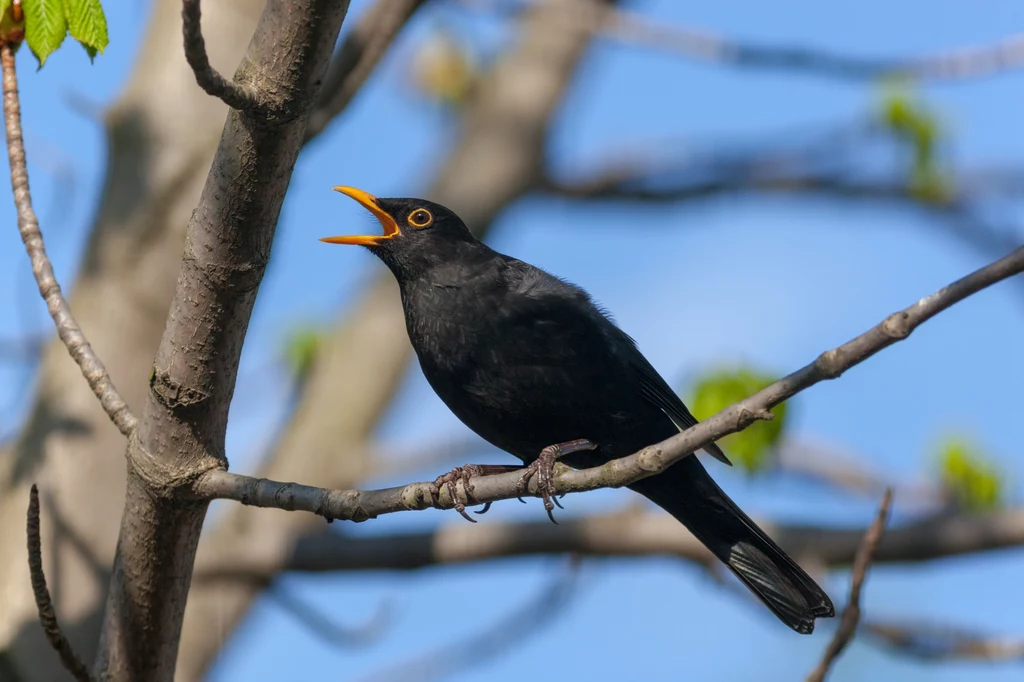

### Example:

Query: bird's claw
xmin=517 ymin=438 xmax=597 ymax=524
xmin=429 ymin=464 xmax=484 ymax=523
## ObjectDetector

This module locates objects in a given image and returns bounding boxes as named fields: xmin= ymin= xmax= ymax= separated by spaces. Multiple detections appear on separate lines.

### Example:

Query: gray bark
xmin=0 ymin=1 xmax=264 ymax=679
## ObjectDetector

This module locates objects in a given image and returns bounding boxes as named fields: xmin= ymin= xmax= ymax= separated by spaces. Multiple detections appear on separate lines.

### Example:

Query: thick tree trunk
xmin=0 ymin=1 xmax=264 ymax=679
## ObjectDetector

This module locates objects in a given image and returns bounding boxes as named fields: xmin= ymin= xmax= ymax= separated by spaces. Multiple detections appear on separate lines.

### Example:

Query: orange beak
xmin=320 ymin=186 xmax=401 ymax=246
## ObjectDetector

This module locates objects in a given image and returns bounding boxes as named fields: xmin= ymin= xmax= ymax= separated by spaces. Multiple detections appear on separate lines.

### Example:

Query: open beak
xmin=320 ymin=186 xmax=401 ymax=246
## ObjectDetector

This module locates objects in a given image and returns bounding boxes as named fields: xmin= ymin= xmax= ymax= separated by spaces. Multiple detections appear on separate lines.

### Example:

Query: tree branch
xmin=265 ymin=583 xmax=390 ymax=648
xmin=25 ymin=485 xmax=95 ymax=682
xmin=863 ymin=620 xmax=1024 ymax=662
xmin=181 ymin=0 xmax=265 ymax=110
xmin=2 ymin=43 xmax=137 ymax=437
xmin=469 ymin=0 xmax=1024 ymax=82
xmin=806 ymin=489 xmax=892 ymax=682
xmin=305 ymin=0 xmax=429 ymax=141
xmin=350 ymin=558 xmax=582 ymax=682
xmin=193 ymin=505 xmax=1024 ymax=582
xmin=773 ymin=438 xmax=948 ymax=510
xmin=195 ymin=245 xmax=1024 ymax=520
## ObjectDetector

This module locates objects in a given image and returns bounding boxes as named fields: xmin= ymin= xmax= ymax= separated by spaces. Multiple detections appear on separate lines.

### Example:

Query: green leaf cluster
xmin=688 ymin=366 xmax=789 ymax=474
xmin=937 ymin=437 xmax=1003 ymax=511
xmin=880 ymin=87 xmax=951 ymax=203
xmin=18 ymin=0 xmax=107 ymax=67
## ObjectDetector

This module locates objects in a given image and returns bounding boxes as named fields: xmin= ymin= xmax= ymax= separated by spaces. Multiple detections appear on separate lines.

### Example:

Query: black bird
xmin=322 ymin=187 xmax=835 ymax=634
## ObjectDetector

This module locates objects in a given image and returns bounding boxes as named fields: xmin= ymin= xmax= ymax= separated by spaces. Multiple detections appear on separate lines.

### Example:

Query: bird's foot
xmin=517 ymin=439 xmax=597 ymax=524
xmin=430 ymin=464 xmax=520 ymax=522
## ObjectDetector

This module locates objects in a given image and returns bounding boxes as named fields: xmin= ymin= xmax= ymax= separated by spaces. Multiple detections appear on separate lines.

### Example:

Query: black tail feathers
xmin=629 ymin=454 xmax=835 ymax=634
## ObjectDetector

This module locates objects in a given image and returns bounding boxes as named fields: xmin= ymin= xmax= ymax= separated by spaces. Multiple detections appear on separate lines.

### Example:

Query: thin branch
xmin=195 ymin=245 xmax=1024 ymax=519
xmin=350 ymin=557 xmax=582 ymax=682
xmin=774 ymin=438 xmax=949 ymax=510
xmin=26 ymin=485 xmax=96 ymax=682
xmin=181 ymin=0 xmax=265 ymax=110
xmin=806 ymin=488 xmax=893 ymax=682
xmin=863 ymin=620 xmax=1024 ymax=662
xmin=467 ymin=0 xmax=1024 ymax=82
xmin=1 ymin=44 xmax=137 ymax=436
xmin=305 ymin=0 xmax=428 ymax=141
xmin=266 ymin=583 xmax=391 ymax=648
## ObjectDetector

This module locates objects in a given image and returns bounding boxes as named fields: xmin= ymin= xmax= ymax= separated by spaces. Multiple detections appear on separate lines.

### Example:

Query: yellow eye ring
xmin=408 ymin=208 xmax=433 ymax=229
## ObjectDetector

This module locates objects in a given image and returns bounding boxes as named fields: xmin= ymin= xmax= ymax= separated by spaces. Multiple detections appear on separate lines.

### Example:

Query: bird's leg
xmin=430 ymin=464 xmax=520 ymax=522
xmin=517 ymin=438 xmax=597 ymax=524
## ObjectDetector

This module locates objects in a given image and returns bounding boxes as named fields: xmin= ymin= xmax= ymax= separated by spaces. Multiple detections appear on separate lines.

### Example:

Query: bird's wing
xmin=508 ymin=260 xmax=731 ymax=466
xmin=618 ymin=337 xmax=732 ymax=466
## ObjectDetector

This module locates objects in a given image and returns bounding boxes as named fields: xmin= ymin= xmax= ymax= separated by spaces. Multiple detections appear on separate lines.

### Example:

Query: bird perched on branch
xmin=321 ymin=186 xmax=834 ymax=634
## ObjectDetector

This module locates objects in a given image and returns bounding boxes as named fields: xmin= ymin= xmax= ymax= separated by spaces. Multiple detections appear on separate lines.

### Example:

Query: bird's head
xmin=320 ymin=186 xmax=478 ymax=278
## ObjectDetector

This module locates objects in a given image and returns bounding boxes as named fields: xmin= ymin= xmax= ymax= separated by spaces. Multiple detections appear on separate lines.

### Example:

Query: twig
xmin=350 ymin=557 xmax=582 ymax=682
xmin=26 ymin=485 xmax=96 ymax=682
xmin=305 ymin=0 xmax=428 ymax=141
xmin=267 ymin=583 xmax=390 ymax=648
xmin=774 ymin=438 xmax=949 ymax=510
xmin=181 ymin=0 xmax=265 ymax=110
xmin=863 ymin=619 xmax=1024 ymax=662
xmin=195 ymin=246 xmax=1024 ymax=519
xmin=466 ymin=0 xmax=1024 ymax=82
xmin=806 ymin=489 xmax=893 ymax=682
xmin=1 ymin=44 xmax=137 ymax=436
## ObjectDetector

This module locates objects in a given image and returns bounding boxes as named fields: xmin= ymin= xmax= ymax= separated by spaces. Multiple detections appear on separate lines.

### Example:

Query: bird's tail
xmin=628 ymin=454 xmax=835 ymax=634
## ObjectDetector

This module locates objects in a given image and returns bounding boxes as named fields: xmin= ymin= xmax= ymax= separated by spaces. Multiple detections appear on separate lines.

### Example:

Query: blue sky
xmin=2 ymin=1 xmax=1023 ymax=680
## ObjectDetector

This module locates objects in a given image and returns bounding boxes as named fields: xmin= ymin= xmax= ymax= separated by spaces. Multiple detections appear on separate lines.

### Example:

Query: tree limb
xmin=25 ymin=485 xmax=94 ymax=682
xmin=192 ymin=505 xmax=1024 ymax=582
xmin=806 ymin=489 xmax=892 ymax=682
xmin=863 ymin=620 xmax=1024 ymax=662
xmin=469 ymin=0 xmax=1024 ymax=82
xmin=195 ymin=245 xmax=1024 ymax=520
xmin=181 ymin=0 xmax=265 ymax=110
xmin=1 ymin=43 xmax=137 ymax=437
xmin=265 ymin=583 xmax=391 ymax=648
xmin=305 ymin=0 xmax=429 ymax=141
xmin=350 ymin=557 xmax=582 ymax=682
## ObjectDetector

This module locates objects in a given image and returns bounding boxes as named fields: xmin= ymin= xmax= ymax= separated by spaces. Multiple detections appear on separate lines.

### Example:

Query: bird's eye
xmin=408 ymin=208 xmax=433 ymax=229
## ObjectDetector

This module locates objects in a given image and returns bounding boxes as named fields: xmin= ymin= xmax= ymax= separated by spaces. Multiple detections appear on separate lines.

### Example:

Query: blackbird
xmin=322 ymin=186 xmax=835 ymax=634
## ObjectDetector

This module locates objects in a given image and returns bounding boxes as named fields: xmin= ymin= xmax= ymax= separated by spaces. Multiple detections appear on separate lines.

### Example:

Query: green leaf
xmin=22 ymin=0 xmax=67 ymax=67
xmin=937 ymin=437 xmax=1003 ymax=512
xmin=282 ymin=326 xmax=327 ymax=382
xmin=688 ymin=366 xmax=789 ymax=474
xmin=879 ymin=86 xmax=950 ymax=203
xmin=65 ymin=0 xmax=107 ymax=61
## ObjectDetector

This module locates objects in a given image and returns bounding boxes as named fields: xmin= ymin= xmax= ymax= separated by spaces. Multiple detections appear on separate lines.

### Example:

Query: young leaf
xmin=688 ymin=366 xmax=789 ymax=474
xmin=937 ymin=437 xmax=1003 ymax=512
xmin=22 ymin=0 xmax=67 ymax=67
xmin=65 ymin=0 xmax=107 ymax=61
xmin=282 ymin=326 xmax=327 ymax=382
